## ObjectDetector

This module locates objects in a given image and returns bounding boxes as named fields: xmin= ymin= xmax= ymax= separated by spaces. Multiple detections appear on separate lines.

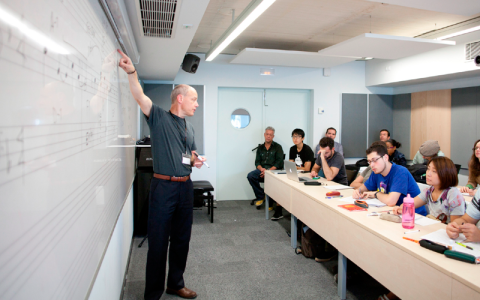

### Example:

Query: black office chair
xmin=193 ymin=181 xmax=215 ymax=223
xmin=345 ymin=164 xmax=360 ymax=186
xmin=454 ymin=164 xmax=461 ymax=175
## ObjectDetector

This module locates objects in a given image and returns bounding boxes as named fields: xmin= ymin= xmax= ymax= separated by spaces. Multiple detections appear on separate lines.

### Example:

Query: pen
xmin=193 ymin=152 xmax=210 ymax=168
xmin=326 ymin=195 xmax=343 ymax=199
xmin=456 ymin=242 xmax=474 ymax=250
xmin=404 ymin=230 xmax=420 ymax=234
xmin=403 ymin=237 xmax=419 ymax=244
xmin=377 ymin=210 xmax=393 ymax=213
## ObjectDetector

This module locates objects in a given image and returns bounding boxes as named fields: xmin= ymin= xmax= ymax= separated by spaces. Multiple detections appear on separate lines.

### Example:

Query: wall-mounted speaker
xmin=182 ymin=54 xmax=200 ymax=74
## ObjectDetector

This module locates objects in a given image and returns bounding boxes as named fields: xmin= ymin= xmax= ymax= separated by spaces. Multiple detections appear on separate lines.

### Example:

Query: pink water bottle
xmin=402 ymin=194 xmax=415 ymax=229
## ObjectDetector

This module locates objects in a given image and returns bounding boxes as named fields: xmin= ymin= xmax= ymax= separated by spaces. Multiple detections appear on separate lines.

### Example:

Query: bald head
xmin=171 ymin=84 xmax=196 ymax=104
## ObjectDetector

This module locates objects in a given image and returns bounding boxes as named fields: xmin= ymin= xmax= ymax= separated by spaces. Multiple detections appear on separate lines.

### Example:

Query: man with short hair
xmin=247 ymin=126 xmax=284 ymax=209
xmin=315 ymin=127 xmax=343 ymax=158
xmin=412 ymin=140 xmax=445 ymax=165
xmin=272 ymin=128 xmax=314 ymax=221
xmin=118 ymin=50 xmax=205 ymax=300
xmin=352 ymin=143 xmax=427 ymax=216
xmin=311 ymin=137 xmax=348 ymax=186
xmin=379 ymin=129 xmax=390 ymax=142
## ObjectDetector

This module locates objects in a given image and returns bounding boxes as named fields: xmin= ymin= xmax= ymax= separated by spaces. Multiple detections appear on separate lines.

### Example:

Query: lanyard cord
xmin=169 ymin=111 xmax=187 ymax=153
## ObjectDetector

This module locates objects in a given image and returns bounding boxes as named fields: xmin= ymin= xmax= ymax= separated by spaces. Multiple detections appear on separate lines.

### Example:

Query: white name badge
xmin=182 ymin=153 xmax=191 ymax=165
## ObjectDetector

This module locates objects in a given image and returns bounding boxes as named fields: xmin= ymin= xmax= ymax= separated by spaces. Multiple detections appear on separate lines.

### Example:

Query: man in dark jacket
xmin=247 ymin=126 xmax=284 ymax=209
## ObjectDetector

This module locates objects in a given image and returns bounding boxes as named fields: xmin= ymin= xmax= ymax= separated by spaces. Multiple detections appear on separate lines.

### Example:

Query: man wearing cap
xmin=412 ymin=140 xmax=445 ymax=164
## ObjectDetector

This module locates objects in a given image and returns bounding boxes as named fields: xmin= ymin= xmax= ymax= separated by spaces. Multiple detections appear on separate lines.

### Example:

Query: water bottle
xmin=402 ymin=194 xmax=415 ymax=229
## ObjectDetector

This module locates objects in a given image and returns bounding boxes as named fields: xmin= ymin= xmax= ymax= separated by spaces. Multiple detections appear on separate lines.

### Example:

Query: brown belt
xmin=154 ymin=173 xmax=190 ymax=182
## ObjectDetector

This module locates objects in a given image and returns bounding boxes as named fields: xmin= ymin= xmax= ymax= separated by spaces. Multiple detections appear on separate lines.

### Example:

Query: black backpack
xmin=407 ymin=164 xmax=427 ymax=184
xmin=355 ymin=158 xmax=369 ymax=167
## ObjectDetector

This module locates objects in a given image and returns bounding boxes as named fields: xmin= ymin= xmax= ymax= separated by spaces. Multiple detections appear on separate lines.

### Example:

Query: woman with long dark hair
xmin=386 ymin=139 xmax=406 ymax=167
xmin=459 ymin=139 xmax=480 ymax=196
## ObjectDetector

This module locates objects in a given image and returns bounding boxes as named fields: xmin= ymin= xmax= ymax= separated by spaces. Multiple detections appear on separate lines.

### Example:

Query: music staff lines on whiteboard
xmin=0 ymin=129 xmax=119 ymax=187
xmin=0 ymin=160 xmax=121 ymax=299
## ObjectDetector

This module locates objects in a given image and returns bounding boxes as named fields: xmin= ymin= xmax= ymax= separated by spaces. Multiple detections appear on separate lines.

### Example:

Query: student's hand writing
xmin=310 ymin=170 xmax=318 ymax=178
xmin=446 ymin=222 xmax=461 ymax=239
xmin=469 ymin=189 xmax=477 ymax=197
xmin=362 ymin=191 xmax=376 ymax=199
xmin=352 ymin=189 xmax=363 ymax=199
xmin=392 ymin=205 xmax=403 ymax=215
xmin=459 ymin=223 xmax=480 ymax=243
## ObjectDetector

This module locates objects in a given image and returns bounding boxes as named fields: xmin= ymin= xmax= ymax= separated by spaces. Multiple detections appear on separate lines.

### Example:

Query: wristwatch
xmin=374 ymin=191 xmax=379 ymax=199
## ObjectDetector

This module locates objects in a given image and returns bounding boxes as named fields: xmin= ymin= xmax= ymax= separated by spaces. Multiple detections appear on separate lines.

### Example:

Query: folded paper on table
xmin=415 ymin=215 xmax=440 ymax=226
xmin=324 ymin=185 xmax=353 ymax=190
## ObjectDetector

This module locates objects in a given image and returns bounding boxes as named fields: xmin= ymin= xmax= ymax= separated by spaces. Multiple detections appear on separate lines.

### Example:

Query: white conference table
xmin=264 ymin=171 xmax=480 ymax=300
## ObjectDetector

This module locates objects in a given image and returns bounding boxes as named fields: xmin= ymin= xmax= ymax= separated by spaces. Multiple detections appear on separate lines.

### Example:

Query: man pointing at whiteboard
xmin=118 ymin=49 xmax=205 ymax=300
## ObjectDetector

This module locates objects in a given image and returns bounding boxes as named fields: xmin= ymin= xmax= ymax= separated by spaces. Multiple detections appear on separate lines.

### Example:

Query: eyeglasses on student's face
xmin=292 ymin=135 xmax=302 ymax=139
xmin=367 ymin=156 xmax=383 ymax=165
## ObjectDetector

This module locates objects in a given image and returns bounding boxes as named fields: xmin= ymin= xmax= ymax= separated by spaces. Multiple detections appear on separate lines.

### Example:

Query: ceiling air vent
xmin=465 ymin=40 xmax=480 ymax=61
xmin=139 ymin=0 xmax=180 ymax=38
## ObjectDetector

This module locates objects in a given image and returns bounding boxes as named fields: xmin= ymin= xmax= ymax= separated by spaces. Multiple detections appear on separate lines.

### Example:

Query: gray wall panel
xmin=393 ymin=94 xmax=412 ymax=159
xmin=368 ymin=94 xmax=393 ymax=147
xmin=451 ymin=86 xmax=480 ymax=168
xmin=342 ymin=94 xmax=368 ymax=158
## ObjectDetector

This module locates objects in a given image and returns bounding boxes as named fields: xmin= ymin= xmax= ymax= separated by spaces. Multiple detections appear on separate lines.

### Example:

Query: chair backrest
xmin=346 ymin=168 xmax=359 ymax=186
xmin=454 ymin=164 xmax=461 ymax=175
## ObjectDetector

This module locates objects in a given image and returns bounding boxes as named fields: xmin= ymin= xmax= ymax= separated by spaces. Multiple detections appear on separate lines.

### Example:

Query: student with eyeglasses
xmin=392 ymin=157 xmax=466 ymax=224
xmin=352 ymin=143 xmax=427 ymax=216
xmin=459 ymin=139 xmax=480 ymax=196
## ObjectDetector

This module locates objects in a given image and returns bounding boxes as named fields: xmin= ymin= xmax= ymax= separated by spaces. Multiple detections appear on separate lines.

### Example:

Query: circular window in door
xmin=230 ymin=108 xmax=250 ymax=129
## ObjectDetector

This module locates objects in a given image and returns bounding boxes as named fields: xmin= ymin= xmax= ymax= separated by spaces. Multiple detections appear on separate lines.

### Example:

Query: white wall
xmin=365 ymin=31 xmax=480 ymax=87
xmin=89 ymin=186 xmax=134 ymax=300
xmin=144 ymin=54 xmax=393 ymax=195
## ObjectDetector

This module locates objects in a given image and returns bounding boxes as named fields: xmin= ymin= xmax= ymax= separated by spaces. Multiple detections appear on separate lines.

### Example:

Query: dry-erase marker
xmin=456 ymin=242 xmax=474 ymax=250
xmin=404 ymin=229 xmax=420 ymax=234
xmin=403 ymin=237 xmax=419 ymax=244
xmin=193 ymin=152 xmax=209 ymax=168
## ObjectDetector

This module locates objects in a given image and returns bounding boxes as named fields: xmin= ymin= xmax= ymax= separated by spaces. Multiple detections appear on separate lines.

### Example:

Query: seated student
xmin=386 ymin=139 xmax=406 ymax=167
xmin=272 ymin=128 xmax=314 ymax=221
xmin=459 ymin=139 xmax=480 ymax=196
xmin=446 ymin=188 xmax=480 ymax=242
xmin=315 ymin=127 xmax=344 ymax=158
xmin=350 ymin=141 xmax=387 ymax=189
xmin=379 ymin=129 xmax=390 ymax=142
xmin=393 ymin=157 xmax=465 ymax=223
xmin=412 ymin=140 xmax=445 ymax=164
xmin=352 ymin=143 xmax=427 ymax=216
xmin=310 ymin=137 xmax=348 ymax=185
xmin=247 ymin=126 xmax=284 ymax=209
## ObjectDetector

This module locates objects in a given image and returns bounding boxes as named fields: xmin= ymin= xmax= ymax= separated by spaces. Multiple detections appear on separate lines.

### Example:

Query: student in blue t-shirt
xmin=352 ymin=142 xmax=428 ymax=216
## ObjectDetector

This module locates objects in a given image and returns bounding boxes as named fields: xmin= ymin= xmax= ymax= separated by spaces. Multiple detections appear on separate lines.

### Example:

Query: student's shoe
xmin=315 ymin=252 xmax=337 ymax=262
xmin=255 ymin=199 xmax=264 ymax=207
xmin=268 ymin=206 xmax=274 ymax=211
xmin=250 ymin=199 xmax=255 ymax=205
xmin=271 ymin=211 xmax=283 ymax=221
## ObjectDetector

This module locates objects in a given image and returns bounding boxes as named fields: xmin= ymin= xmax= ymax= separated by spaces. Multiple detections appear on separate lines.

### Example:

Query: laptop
xmin=284 ymin=160 xmax=316 ymax=182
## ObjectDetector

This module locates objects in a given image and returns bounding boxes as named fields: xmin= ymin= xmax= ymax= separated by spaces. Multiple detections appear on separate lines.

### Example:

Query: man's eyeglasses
xmin=367 ymin=156 xmax=383 ymax=165
xmin=292 ymin=135 xmax=302 ymax=139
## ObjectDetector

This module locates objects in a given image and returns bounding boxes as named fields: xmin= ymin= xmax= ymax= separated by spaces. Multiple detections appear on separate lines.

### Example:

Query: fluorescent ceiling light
xmin=206 ymin=0 xmax=275 ymax=61
xmin=364 ymin=57 xmax=373 ymax=60
xmin=436 ymin=25 xmax=480 ymax=40
xmin=0 ymin=5 xmax=69 ymax=54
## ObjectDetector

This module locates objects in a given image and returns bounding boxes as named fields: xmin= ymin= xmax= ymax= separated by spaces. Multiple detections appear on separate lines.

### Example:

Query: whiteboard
xmin=0 ymin=0 xmax=137 ymax=299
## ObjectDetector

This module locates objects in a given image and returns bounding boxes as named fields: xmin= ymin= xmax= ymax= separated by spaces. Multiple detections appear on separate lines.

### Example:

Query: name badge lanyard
xmin=169 ymin=111 xmax=187 ymax=154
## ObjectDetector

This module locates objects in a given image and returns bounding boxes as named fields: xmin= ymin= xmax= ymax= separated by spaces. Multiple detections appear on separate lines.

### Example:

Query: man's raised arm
xmin=117 ymin=49 xmax=152 ymax=117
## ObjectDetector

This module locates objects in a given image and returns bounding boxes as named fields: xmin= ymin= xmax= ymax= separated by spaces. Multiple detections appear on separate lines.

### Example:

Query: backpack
xmin=297 ymin=227 xmax=325 ymax=258
xmin=355 ymin=158 xmax=369 ymax=167
xmin=407 ymin=164 xmax=427 ymax=184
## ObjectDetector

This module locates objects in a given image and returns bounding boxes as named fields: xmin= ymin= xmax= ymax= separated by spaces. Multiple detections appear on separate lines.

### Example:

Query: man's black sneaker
xmin=271 ymin=212 xmax=283 ymax=221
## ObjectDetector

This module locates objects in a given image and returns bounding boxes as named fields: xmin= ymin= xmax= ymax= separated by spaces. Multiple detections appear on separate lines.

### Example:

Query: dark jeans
xmin=144 ymin=178 xmax=194 ymax=300
xmin=247 ymin=169 xmax=265 ymax=200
